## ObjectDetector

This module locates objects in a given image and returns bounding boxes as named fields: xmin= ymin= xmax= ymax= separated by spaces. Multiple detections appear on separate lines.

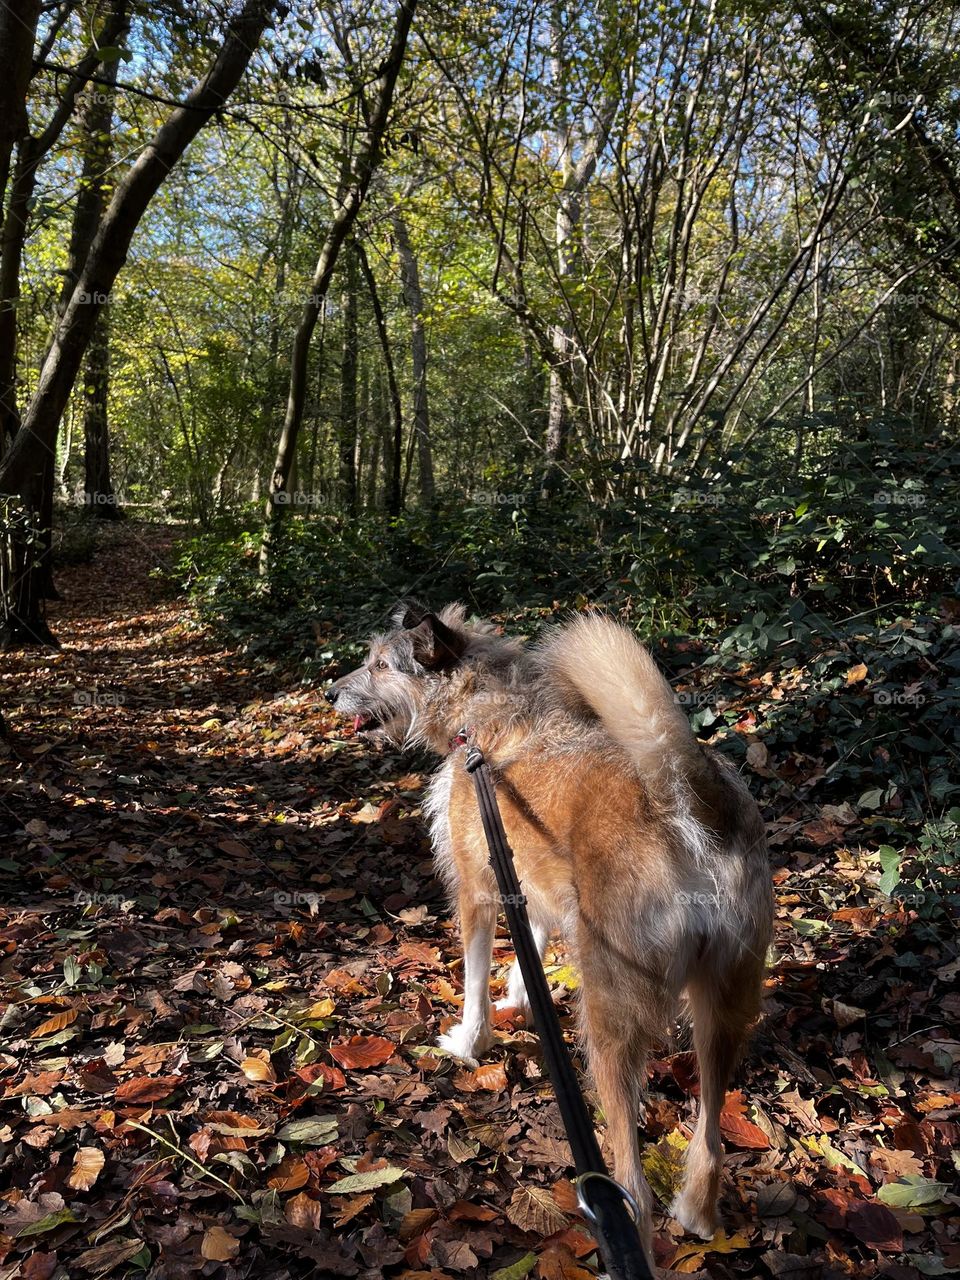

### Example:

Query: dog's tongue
xmin=353 ymin=714 xmax=364 ymax=732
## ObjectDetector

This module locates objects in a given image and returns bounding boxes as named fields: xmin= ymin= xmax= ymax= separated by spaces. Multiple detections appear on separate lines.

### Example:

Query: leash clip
xmin=574 ymin=1171 xmax=642 ymax=1226
xmin=463 ymin=745 xmax=484 ymax=773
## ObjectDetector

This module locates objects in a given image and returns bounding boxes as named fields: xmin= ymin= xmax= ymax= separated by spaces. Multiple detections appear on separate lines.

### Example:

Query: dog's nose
xmin=325 ymin=685 xmax=339 ymax=705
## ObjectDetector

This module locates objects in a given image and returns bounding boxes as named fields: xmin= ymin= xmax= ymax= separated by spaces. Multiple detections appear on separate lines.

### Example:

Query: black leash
xmin=463 ymin=745 xmax=654 ymax=1280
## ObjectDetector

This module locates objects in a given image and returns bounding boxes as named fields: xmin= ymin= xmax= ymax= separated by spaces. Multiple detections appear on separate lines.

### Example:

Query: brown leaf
xmin=536 ymin=1244 xmax=596 ymax=1280
xmin=74 ymin=1239 xmax=144 ymax=1273
xmin=506 ymin=1184 xmax=568 ymax=1236
xmin=847 ymin=1201 xmax=903 ymax=1252
xmin=201 ymin=1226 xmax=239 ymax=1261
xmin=328 ymin=1035 xmax=396 ymax=1068
xmin=115 ymin=1075 xmax=182 ymax=1102
xmin=21 ymin=1254 xmax=57 ymax=1280
xmin=30 ymin=1009 xmax=78 ymax=1038
xmin=284 ymin=1192 xmax=323 ymax=1230
xmin=399 ymin=1208 xmax=439 ymax=1243
xmin=67 ymin=1146 xmax=105 ymax=1191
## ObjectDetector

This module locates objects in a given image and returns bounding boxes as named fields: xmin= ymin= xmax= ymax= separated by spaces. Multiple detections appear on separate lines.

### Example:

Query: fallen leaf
xmin=506 ymin=1184 xmax=568 ymax=1235
xmin=201 ymin=1225 xmax=239 ymax=1261
xmin=328 ymin=1035 xmax=396 ymax=1068
xmin=67 ymin=1146 xmax=105 ymax=1191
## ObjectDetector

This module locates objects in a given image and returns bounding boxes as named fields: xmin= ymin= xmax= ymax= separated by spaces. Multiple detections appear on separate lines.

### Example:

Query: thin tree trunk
xmin=260 ymin=0 xmax=417 ymax=575
xmin=356 ymin=240 xmax=403 ymax=515
xmin=392 ymin=212 xmax=435 ymax=505
xmin=83 ymin=313 xmax=119 ymax=518
xmin=338 ymin=242 xmax=359 ymax=513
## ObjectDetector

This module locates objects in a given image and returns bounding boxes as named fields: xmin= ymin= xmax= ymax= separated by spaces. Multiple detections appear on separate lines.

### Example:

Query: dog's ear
xmin=408 ymin=612 xmax=466 ymax=669
xmin=391 ymin=597 xmax=431 ymax=630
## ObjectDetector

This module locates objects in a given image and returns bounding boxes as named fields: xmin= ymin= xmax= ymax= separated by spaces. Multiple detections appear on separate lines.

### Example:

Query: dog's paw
xmin=669 ymin=1192 xmax=718 ymax=1241
xmin=437 ymin=1023 xmax=493 ymax=1063
xmin=494 ymin=996 xmax=531 ymax=1018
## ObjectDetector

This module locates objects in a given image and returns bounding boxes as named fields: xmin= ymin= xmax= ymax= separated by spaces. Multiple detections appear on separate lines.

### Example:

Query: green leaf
xmin=274 ymin=1115 xmax=338 ymax=1144
xmin=326 ymin=1165 xmax=405 ymax=1194
xmin=858 ymin=788 xmax=884 ymax=810
xmin=17 ymin=1208 xmax=80 ymax=1237
xmin=877 ymin=1177 xmax=950 ymax=1208
xmin=791 ymin=917 xmax=830 ymax=935
xmin=491 ymin=1254 xmax=538 ymax=1280
xmin=877 ymin=845 xmax=901 ymax=894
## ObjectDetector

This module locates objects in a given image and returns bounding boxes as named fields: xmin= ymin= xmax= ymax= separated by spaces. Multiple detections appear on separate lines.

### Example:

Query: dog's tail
xmin=538 ymin=614 xmax=708 ymax=787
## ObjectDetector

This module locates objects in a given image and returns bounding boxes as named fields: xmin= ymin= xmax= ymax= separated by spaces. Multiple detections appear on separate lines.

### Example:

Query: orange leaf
xmin=328 ymin=1035 xmax=396 ymax=1068
xmin=473 ymin=1062 xmax=508 ymax=1092
xmin=200 ymin=1226 xmax=239 ymax=1261
xmin=267 ymin=1156 xmax=309 ymax=1191
xmin=719 ymin=1109 xmax=769 ymax=1149
xmin=333 ymin=1192 xmax=374 ymax=1228
xmin=67 ymin=1146 xmax=105 ymax=1191
xmin=240 ymin=1056 xmax=276 ymax=1082
xmin=30 ymin=1009 xmax=78 ymax=1038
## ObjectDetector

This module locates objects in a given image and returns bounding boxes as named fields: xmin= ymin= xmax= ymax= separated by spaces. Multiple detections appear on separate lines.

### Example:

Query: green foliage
xmin=179 ymin=420 xmax=959 ymax=857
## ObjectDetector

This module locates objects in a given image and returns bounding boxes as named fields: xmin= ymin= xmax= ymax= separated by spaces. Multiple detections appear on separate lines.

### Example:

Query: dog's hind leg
xmin=495 ymin=915 xmax=550 ymax=1018
xmin=577 ymin=940 xmax=662 ymax=1266
xmin=437 ymin=890 xmax=496 ymax=1063
xmin=671 ymin=950 xmax=765 ymax=1239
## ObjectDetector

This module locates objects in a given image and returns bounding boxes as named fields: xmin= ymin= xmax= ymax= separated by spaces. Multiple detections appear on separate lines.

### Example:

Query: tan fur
xmin=327 ymin=604 xmax=774 ymax=1262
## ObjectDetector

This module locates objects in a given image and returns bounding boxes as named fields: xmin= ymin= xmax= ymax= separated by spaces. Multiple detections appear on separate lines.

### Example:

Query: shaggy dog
xmin=326 ymin=601 xmax=772 ymax=1255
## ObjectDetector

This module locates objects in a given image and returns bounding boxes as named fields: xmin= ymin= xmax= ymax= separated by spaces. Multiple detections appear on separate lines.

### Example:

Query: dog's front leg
xmin=437 ymin=893 xmax=496 ymax=1063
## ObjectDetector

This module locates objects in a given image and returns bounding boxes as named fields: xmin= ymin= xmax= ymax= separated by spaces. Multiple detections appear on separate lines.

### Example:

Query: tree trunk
xmin=260 ymin=0 xmax=417 ymax=575
xmin=356 ymin=240 xmax=403 ymax=515
xmin=0 ymin=140 xmax=38 ymax=446
xmin=393 ymin=212 xmax=435 ymax=505
xmin=83 ymin=313 xmax=119 ymax=518
xmin=0 ymin=0 xmax=39 ymax=216
xmin=0 ymin=0 xmax=277 ymax=648
xmin=338 ymin=242 xmax=359 ymax=513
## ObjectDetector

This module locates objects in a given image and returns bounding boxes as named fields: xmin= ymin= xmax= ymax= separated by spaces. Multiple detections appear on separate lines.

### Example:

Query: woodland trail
xmin=0 ymin=524 xmax=957 ymax=1279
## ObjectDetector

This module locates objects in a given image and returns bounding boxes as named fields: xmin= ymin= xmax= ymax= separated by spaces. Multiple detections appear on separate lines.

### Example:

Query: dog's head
xmin=324 ymin=600 xmax=469 ymax=746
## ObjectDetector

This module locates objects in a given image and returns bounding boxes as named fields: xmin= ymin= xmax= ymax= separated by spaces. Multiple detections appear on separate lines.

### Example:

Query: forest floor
xmin=0 ymin=521 xmax=957 ymax=1280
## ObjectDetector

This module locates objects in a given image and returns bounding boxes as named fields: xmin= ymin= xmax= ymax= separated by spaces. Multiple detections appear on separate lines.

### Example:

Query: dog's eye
xmin=375 ymin=659 xmax=389 ymax=671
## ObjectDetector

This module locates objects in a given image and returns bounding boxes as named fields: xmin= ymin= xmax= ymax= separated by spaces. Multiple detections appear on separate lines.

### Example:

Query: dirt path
xmin=1 ymin=524 xmax=956 ymax=1279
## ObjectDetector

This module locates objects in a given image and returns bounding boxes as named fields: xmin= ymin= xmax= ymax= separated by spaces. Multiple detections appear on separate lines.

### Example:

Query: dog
xmin=325 ymin=601 xmax=773 ymax=1257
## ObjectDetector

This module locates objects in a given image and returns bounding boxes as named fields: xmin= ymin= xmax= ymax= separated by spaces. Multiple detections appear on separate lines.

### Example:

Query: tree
xmin=261 ymin=0 xmax=418 ymax=575
xmin=0 ymin=0 xmax=278 ymax=647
